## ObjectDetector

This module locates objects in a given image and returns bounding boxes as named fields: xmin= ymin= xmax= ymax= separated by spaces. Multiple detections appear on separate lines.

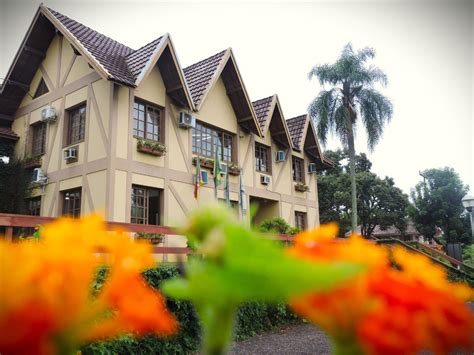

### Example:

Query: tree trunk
xmin=347 ymin=120 xmax=358 ymax=233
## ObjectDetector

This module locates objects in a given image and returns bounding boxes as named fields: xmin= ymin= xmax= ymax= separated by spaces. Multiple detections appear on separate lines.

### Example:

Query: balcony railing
xmin=0 ymin=213 xmax=294 ymax=255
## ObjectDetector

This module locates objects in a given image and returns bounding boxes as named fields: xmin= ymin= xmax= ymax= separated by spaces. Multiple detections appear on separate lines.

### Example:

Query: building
xmin=0 ymin=5 xmax=332 ymax=247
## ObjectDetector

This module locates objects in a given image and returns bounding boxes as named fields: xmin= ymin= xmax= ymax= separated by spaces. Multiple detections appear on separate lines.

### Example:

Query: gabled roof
xmin=287 ymin=114 xmax=334 ymax=169
xmin=0 ymin=5 xmax=193 ymax=125
xmin=183 ymin=50 xmax=227 ymax=108
xmin=0 ymin=127 xmax=19 ymax=142
xmin=252 ymin=95 xmax=274 ymax=131
xmin=183 ymin=49 xmax=262 ymax=136
xmin=47 ymin=7 xmax=135 ymax=85
xmin=252 ymin=95 xmax=292 ymax=148
xmin=286 ymin=115 xmax=307 ymax=151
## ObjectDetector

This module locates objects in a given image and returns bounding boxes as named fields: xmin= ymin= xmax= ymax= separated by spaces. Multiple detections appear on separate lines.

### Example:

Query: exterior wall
xmin=9 ymin=33 xmax=322 ymax=245
xmin=11 ymin=34 xmax=109 ymax=219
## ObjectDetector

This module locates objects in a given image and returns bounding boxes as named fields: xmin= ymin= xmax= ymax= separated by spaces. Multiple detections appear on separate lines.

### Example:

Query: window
xmin=192 ymin=122 xmax=233 ymax=161
xmin=292 ymin=156 xmax=305 ymax=183
xmin=31 ymin=122 xmax=46 ymax=156
xmin=255 ymin=143 xmax=271 ymax=173
xmin=295 ymin=211 xmax=307 ymax=231
xmin=67 ymin=104 xmax=86 ymax=145
xmin=33 ymin=78 xmax=49 ymax=99
xmin=27 ymin=197 xmax=41 ymax=216
xmin=62 ymin=188 xmax=81 ymax=218
xmin=131 ymin=185 xmax=160 ymax=225
xmin=133 ymin=100 xmax=162 ymax=142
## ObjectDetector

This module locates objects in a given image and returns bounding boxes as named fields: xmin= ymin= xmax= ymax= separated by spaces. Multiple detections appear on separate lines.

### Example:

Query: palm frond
xmin=308 ymin=89 xmax=341 ymax=146
xmin=356 ymin=88 xmax=393 ymax=150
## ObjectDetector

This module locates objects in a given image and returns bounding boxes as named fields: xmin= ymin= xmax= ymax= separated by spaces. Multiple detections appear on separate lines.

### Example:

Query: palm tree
xmin=308 ymin=43 xmax=393 ymax=233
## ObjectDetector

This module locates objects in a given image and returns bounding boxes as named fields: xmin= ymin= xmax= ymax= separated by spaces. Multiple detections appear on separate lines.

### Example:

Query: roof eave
xmin=40 ymin=5 xmax=111 ymax=81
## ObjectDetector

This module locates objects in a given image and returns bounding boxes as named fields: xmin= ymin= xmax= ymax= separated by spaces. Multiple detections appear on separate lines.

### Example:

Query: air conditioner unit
xmin=178 ymin=111 xmax=196 ymax=129
xmin=260 ymin=175 xmax=271 ymax=185
xmin=32 ymin=168 xmax=47 ymax=184
xmin=276 ymin=150 xmax=285 ymax=162
xmin=41 ymin=105 xmax=57 ymax=123
xmin=308 ymin=163 xmax=317 ymax=174
xmin=64 ymin=147 xmax=77 ymax=161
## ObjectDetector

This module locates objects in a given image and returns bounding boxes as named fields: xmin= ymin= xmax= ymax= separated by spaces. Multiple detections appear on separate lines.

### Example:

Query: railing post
xmin=5 ymin=227 xmax=13 ymax=242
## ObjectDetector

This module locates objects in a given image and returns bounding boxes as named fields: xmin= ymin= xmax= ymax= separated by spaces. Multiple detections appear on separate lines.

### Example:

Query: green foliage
xmin=308 ymin=43 xmax=392 ymax=231
xmin=308 ymin=43 xmax=392 ymax=151
xmin=137 ymin=138 xmax=167 ymax=153
xmin=135 ymin=232 xmax=164 ymax=244
xmin=410 ymin=167 xmax=470 ymax=244
xmin=162 ymin=205 xmax=361 ymax=354
xmin=259 ymin=217 xmax=299 ymax=235
xmin=82 ymin=265 xmax=297 ymax=354
xmin=0 ymin=156 xmax=32 ymax=214
xmin=463 ymin=245 xmax=474 ymax=268
xmin=318 ymin=150 xmax=409 ymax=238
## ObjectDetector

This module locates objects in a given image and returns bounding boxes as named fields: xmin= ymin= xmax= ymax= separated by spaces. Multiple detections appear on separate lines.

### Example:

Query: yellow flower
xmin=0 ymin=215 xmax=177 ymax=354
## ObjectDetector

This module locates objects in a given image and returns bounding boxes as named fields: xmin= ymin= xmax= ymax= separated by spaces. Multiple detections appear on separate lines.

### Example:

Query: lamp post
xmin=461 ymin=195 xmax=474 ymax=243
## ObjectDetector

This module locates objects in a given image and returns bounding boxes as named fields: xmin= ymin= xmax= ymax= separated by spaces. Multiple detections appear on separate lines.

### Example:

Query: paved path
xmin=229 ymin=323 xmax=331 ymax=355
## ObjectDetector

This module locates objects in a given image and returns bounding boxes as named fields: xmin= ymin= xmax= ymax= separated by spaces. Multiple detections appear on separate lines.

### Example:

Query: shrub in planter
xmin=137 ymin=138 xmax=166 ymax=156
xmin=135 ymin=232 xmax=164 ymax=244
xmin=294 ymin=182 xmax=309 ymax=192
xmin=259 ymin=217 xmax=299 ymax=235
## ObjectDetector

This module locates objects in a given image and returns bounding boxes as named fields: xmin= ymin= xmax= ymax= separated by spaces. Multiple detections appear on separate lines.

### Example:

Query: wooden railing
xmin=376 ymin=238 xmax=474 ymax=285
xmin=0 ymin=213 xmax=294 ymax=254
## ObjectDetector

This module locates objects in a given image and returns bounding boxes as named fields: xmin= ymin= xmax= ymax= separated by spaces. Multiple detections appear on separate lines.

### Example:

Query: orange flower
xmin=0 ymin=215 xmax=177 ymax=354
xmin=289 ymin=225 xmax=474 ymax=354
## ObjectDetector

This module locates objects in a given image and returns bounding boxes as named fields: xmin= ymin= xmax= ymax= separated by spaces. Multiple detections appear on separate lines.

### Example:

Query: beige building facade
xmin=0 ymin=6 xmax=333 ymax=243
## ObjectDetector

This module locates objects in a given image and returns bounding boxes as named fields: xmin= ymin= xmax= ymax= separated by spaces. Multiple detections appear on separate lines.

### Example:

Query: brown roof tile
xmin=0 ymin=127 xmax=19 ymax=141
xmin=183 ymin=50 xmax=227 ymax=107
xmin=252 ymin=96 xmax=274 ymax=130
xmin=126 ymin=36 xmax=164 ymax=81
xmin=286 ymin=115 xmax=307 ymax=150
xmin=47 ymin=8 xmax=165 ymax=86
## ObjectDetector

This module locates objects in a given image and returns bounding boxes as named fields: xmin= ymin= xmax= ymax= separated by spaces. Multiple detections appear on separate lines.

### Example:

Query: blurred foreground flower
xmin=0 ymin=215 xmax=177 ymax=355
xmin=289 ymin=225 xmax=474 ymax=354
xmin=162 ymin=206 xmax=362 ymax=355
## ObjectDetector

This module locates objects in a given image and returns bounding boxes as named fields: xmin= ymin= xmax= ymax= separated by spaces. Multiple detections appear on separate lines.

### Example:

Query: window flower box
xmin=137 ymin=138 xmax=166 ymax=157
xmin=192 ymin=157 xmax=215 ymax=170
xmin=295 ymin=182 xmax=309 ymax=192
xmin=135 ymin=232 xmax=164 ymax=245
xmin=228 ymin=164 xmax=241 ymax=176
xmin=24 ymin=156 xmax=43 ymax=169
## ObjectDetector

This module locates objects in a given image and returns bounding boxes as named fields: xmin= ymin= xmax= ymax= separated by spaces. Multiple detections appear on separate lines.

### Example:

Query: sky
xmin=1 ymin=0 xmax=473 ymax=196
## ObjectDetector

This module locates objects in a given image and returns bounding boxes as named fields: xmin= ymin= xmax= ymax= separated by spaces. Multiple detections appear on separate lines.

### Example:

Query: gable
xmin=253 ymin=95 xmax=291 ymax=148
xmin=197 ymin=78 xmax=238 ymax=133
xmin=183 ymin=49 xmax=262 ymax=136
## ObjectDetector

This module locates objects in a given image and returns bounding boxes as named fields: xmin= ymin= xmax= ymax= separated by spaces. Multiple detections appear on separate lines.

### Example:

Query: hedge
xmin=82 ymin=265 xmax=298 ymax=354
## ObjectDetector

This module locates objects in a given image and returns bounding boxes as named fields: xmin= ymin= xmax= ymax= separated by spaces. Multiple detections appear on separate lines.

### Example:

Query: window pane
xmin=68 ymin=105 xmax=86 ymax=145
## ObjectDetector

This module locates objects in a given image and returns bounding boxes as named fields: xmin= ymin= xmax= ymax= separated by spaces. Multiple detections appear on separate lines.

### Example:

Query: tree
xmin=410 ymin=167 xmax=470 ymax=244
xmin=318 ymin=150 xmax=409 ymax=238
xmin=0 ymin=140 xmax=31 ymax=214
xmin=308 ymin=43 xmax=393 ymax=232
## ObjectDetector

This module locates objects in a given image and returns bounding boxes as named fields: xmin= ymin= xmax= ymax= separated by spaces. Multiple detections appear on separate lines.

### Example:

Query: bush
xmin=259 ymin=217 xmax=300 ymax=235
xmin=82 ymin=265 xmax=297 ymax=354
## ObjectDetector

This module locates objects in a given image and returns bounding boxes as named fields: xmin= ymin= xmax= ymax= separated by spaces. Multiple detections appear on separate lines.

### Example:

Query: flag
xmin=194 ymin=156 xmax=203 ymax=199
xmin=225 ymin=167 xmax=230 ymax=207
xmin=239 ymin=169 xmax=246 ymax=216
xmin=213 ymin=147 xmax=222 ymax=198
